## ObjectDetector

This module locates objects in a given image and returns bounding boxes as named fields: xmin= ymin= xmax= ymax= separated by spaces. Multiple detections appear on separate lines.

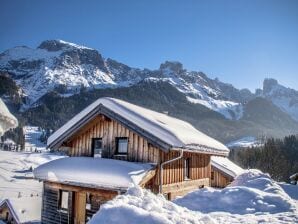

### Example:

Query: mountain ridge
xmin=1 ymin=39 xmax=298 ymax=143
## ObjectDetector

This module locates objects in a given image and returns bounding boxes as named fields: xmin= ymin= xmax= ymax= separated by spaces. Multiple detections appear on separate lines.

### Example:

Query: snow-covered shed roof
xmin=47 ymin=97 xmax=229 ymax=156
xmin=0 ymin=197 xmax=41 ymax=224
xmin=0 ymin=199 xmax=20 ymax=224
xmin=33 ymin=157 xmax=155 ymax=191
xmin=211 ymin=156 xmax=244 ymax=178
xmin=0 ymin=98 xmax=18 ymax=137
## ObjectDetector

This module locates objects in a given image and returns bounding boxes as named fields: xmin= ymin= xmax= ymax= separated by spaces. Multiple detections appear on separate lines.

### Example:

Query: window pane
xmin=61 ymin=191 xmax=69 ymax=209
xmin=184 ymin=158 xmax=190 ymax=179
xmin=93 ymin=139 xmax=102 ymax=158
xmin=117 ymin=138 xmax=128 ymax=154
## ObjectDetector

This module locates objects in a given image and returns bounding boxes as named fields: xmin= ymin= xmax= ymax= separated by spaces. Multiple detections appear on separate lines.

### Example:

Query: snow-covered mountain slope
xmin=261 ymin=78 xmax=298 ymax=121
xmin=0 ymin=40 xmax=253 ymax=120
xmin=1 ymin=40 xmax=298 ymax=123
xmin=0 ymin=40 xmax=132 ymax=106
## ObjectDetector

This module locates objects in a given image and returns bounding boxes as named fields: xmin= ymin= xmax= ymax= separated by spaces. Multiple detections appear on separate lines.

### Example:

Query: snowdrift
xmin=89 ymin=187 xmax=214 ymax=224
xmin=89 ymin=170 xmax=298 ymax=224
xmin=175 ymin=169 xmax=296 ymax=214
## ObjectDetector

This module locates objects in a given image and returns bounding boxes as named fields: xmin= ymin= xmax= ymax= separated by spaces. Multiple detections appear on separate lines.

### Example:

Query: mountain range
xmin=1 ymin=39 xmax=298 ymax=144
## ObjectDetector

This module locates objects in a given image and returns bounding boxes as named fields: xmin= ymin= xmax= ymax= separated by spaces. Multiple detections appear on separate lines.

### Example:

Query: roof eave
xmin=48 ymin=104 xmax=172 ymax=152
xmin=37 ymin=179 xmax=128 ymax=193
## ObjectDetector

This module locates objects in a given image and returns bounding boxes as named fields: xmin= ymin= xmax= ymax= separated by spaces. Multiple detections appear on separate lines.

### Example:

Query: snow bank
xmin=279 ymin=183 xmax=298 ymax=200
xmin=211 ymin=156 xmax=244 ymax=178
xmin=175 ymin=170 xmax=297 ymax=214
xmin=34 ymin=157 xmax=154 ymax=190
xmin=89 ymin=187 xmax=215 ymax=224
xmin=0 ymin=98 xmax=18 ymax=136
xmin=89 ymin=170 xmax=298 ymax=224
xmin=48 ymin=97 xmax=229 ymax=155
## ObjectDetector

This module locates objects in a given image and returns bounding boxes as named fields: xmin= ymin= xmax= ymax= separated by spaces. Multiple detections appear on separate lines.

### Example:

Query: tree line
xmin=229 ymin=135 xmax=298 ymax=182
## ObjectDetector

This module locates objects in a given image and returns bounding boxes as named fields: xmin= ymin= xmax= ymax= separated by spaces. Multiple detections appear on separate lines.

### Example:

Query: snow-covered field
xmin=0 ymin=149 xmax=297 ymax=224
xmin=90 ymin=170 xmax=298 ymax=224
xmin=0 ymin=151 xmax=64 ymax=223
xmin=226 ymin=136 xmax=263 ymax=148
xmin=23 ymin=126 xmax=47 ymax=152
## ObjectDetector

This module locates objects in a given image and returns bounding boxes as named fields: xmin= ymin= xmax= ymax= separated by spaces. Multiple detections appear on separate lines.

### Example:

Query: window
xmin=85 ymin=193 xmax=92 ymax=222
xmin=92 ymin=138 xmax=102 ymax=158
xmin=58 ymin=190 xmax=69 ymax=211
xmin=211 ymin=171 xmax=214 ymax=180
xmin=184 ymin=158 xmax=190 ymax=180
xmin=85 ymin=193 xmax=101 ymax=222
xmin=163 ymin=193 xmax=171 ymax=200
xmin=116 ymin=137 xmax=128 ymax=155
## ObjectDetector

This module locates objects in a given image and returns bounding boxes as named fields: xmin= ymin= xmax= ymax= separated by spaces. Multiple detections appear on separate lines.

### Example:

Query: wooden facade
xmin=211 ymin=166 xmax=233 ymax=188
xmin=0 ymin=200 xmax=18 ymax=224
xmin=42 ymin=182 xmax=118 ymax=224
xmin=41 ymin=113 xmax=216 ymax=223
xmin=63 ymin=115 xmax=211 ymax=193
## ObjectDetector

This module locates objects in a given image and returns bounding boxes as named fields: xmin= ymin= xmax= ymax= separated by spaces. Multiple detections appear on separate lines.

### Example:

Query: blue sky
xmin=0 ymin=0 xmax=298 ymax=91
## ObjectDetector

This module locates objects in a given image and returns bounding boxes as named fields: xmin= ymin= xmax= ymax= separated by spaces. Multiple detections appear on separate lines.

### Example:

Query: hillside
xmin=1 ymin=40 xmax=298 ymax=144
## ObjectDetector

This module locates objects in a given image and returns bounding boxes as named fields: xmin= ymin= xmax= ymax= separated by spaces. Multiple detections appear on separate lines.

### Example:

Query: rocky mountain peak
xmin=159 ymin=61 xmax=184 ymax=74
xmin=263 ymin=78 xmax=279 ymax=95
xmin=38 ymin=39 xmax=92 ymax=52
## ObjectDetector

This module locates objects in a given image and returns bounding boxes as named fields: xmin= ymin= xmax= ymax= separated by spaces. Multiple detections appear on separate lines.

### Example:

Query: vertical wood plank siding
xmin=41 ymin=183 xmax=74 ymax=224
xmin=211 ymin=167 xmax=233 ymax=188
xmin=64 ymin=115 xmax=211 ymax=190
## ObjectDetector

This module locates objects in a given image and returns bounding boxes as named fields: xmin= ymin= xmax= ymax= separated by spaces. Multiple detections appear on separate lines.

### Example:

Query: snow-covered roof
xmin=0 ymin=198 xmax=41 ymax=224
xmin=0 ymin=199 xmax=20 ymax=224
xmin=47 ymin=97 xmax=229 ymax=156
xmin=211 ymin=156 xmax=244 ymax=178
xmin=33 ymin=157 xmax=155 ymax=191
xmin=0 ymin=98 xmax=18 ymax=136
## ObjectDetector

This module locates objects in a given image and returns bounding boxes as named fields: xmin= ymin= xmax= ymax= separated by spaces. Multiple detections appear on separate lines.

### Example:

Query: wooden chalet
xmin=34 ymin=97 xmax=230 ymax=224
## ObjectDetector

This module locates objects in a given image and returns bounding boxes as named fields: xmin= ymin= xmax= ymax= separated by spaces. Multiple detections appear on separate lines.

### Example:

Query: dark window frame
xmin=58 ymin=189 xmax=69 ymax=212
xmin=115 ymin=137 xmax=128 ymax=155
xmin=184 ymin=158 xmax=191 ymax=180
xmin=91 ymin=138 xmax=102 ymax=157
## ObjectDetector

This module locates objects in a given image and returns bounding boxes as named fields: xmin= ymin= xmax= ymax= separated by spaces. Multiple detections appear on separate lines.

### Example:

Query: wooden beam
xmin=139 ymin=169 xmax=157 ymax=187
xmin=162 ymin=178 xmax=209 ymax=193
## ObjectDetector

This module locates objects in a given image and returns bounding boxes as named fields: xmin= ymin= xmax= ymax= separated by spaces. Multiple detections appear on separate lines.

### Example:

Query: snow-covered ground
xmin=226 ymin=136 xmax=263 ymax=148
xmin=90 ymin=170 xmax=298 ymax=224
xmin=23 ymin=126 xmax=47 ymax=152
xmin=0 ymin=150 xmax=65 ymax=223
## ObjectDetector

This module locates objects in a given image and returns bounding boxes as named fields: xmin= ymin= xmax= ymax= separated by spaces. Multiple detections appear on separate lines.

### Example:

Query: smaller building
xmin=211 ymin=156 xmax=244 ymax=188
xmin=0 ymin=199 xmax=19 ymax=224
xmin=0 ymin=197 xmax=41 ymax=224
xmin=34 ymin=157 xmax=156 ymax=223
